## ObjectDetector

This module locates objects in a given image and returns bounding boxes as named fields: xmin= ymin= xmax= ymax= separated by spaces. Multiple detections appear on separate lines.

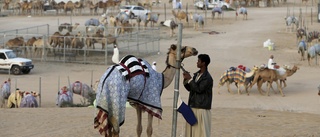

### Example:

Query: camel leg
xmin=245 ymin=85 xmax=250 ymax=96
xmin=276 ymin=81 xmax=285 ymax=97
xmin=227 ymin=82 xmax=234 ymax=94
xmin=282 ymin=80 xmax=287 ymax=89
xmin=237 ymin=86 xmax=241 ymax=95
xmin=136 ymin=107 xmax=143 ymax=137
xmin=266 ymin=81 xmax=273 ymax=96
xmin=217 ymin=85 xmax=221 ymax=94
xmin=146 ymin=114 xmax=153 ymax=137
xmin=257 ymin=80 xmax=266 ymax=95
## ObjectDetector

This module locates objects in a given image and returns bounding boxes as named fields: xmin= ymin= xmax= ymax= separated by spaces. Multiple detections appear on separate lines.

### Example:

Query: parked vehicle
xmin=194 ymin=0 xmax=230 ymax=10
xmin=0 ymin=49 xmax=34 ymax=75
xmin=119 ymin=5 xmax=150 ymax=19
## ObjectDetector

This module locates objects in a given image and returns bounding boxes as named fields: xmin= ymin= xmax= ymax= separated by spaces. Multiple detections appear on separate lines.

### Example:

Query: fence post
xmin=39 ymin=77 xmax=41 ymax=107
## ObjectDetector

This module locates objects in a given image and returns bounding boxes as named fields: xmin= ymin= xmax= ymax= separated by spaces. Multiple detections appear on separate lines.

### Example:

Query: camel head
xmin=167 ymin=44 xmax=198 ymax=60
xmin=31 ymin=91 xmax=40 ymax=97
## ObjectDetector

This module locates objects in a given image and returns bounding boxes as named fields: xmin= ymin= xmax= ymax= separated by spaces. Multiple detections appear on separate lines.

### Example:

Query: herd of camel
xmin=0 ymin=78 xmax=96 ymax=108
xmin=2 ymin=0 xmax=120 ymax=15
xmin=1 ymin=0 xmax=153 ymax=16
xmin=218 ymin=64 xmax=300 ymax=97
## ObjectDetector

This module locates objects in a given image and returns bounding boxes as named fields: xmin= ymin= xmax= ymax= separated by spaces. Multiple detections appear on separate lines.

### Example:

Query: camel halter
xmin=164 ymin=47 xmax=188 ymax=73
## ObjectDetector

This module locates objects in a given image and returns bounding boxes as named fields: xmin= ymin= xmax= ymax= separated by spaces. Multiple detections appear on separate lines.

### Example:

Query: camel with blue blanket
xmin=298 ymin=40 xmax=307 ymax=61
xmin=307 ymin=44 xmax=320 ymax=66
xmin=218 ymin=66 xmax=257 ymax=95
xmin=94 ymin=44 xmax=198 ymax=137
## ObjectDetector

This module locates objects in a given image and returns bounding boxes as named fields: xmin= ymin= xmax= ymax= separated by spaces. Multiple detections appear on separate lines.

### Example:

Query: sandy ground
xmin=1 ymin=0 xmax=320 ymax=136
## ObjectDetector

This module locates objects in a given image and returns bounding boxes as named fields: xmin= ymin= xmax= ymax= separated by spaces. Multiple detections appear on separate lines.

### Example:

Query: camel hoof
xmin=282 ymin=95 xmax=285 ymax=97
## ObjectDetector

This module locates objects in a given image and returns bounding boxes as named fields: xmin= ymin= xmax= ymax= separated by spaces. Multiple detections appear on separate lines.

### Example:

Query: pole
xmin=91 ymin=70 xmax=93 ymax=88
xmin=171 ymin=23 xmax=183 ymax=137
xmin=39 ymin=77 xmax=41 ymax=107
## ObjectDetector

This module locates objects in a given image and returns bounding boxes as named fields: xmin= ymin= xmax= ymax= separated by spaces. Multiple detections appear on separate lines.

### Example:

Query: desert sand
xmin=1 ymin=0 xmax=320 ymax=136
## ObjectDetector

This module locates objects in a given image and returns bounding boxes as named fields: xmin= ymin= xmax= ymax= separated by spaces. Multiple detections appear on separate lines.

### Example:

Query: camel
xmin=170 ymin=18 xmax=178 ymax=37
xmin=85 ymin=0 xmax=98 ymax=15
xmin=297 ymin=40 xmax=306 ymax=61
xmin=69 ymin=81 xmax=95 ymax=101
xmin=91 ymin=31 xmax=118 ymax=49
xmin=58 ymin=23 xmax=80 ymax=32
xmin=275 ymin=65 xmax=299 ymax=89
xmin=56 ymin=86 xmax=73 ymax=107
xmin=64 ymin=1 xmax=75 ymax=15
xmin=307 ymin=44 xmax=320 ymax=66
xmin=85 ymin=18 xmax=104 ymax=34
xmin=5 ymin=36 xmax=25 ymax=49
xmin=306 ymin=31 xmax=320 ymax=46
xmin=236 ymin=7 xmax=248 ymax=20
xmin=250 ymin=65 xmax=299 ymax=97
xmin=96 ymin=0 xmax=121 ymax=14
xmin=218 ymin=67 xmax=257 ymax=95
xmin=147 ymin=12 xmax=160 ymax=27
xmin=26 ymin=37 xmax=38 ymax=57
xmin=212 ymin=6 xmax=223 ymax=21
xmin=285 ymin=16 xmax=299 ymax=32
xmin=136 ymin=13 xmax=149 ymax=29
xmin=296 ymin=28 xmax=306 ymax=42
xmin=32 ymin=0 xmax=44 ymax=15
xmin=189 ymin=12 xmax=204 ymax=31
xmin=70 ymin=32 xmax=85 ymax=55
xmin=160 ymin=18 xmax=178 ymax=37
xmin=49 ymin=31 xmax=63 ymax=48
xmin=32 ymin=37 xmax=53 ymax=58
xmin=94 ymin=44 xmax=198 ymax=137
xmin=0 ymin=78 xmax=11 ymax=108
xmin=7 ymin=89 xmax=25 ymax=108
xmin=20 ymin=91 xmax=39 ymax=108
xmin=119 ymin=21 xmax=135 ymax=36
xmin=74 ymin=0 xmax=85 ymax=15
xmin=172 ymin=9 xmax=188 ymax=24
xmin=21 ymin=1 xmax=33 ymax=15
xmin=52 ymin=1 xmax=65 ymax=15
xmin=115 ymin=12 xmax=130 ymax=25
xmin=58 ymin=32 xmax=72 ymax=49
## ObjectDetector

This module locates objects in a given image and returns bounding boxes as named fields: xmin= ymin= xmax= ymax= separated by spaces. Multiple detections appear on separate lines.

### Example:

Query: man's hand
xmin=183 ymin=72 xmax=191 ymax=80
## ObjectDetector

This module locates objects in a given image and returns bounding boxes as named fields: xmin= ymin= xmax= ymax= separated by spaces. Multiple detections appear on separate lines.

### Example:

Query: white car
xmin=119 ymin=5 xmax=150 ymax=19
xmin=194 ymin=0 xmax=230 ymax=10
xmin=0 ymin=49 xmax=34 ymax=75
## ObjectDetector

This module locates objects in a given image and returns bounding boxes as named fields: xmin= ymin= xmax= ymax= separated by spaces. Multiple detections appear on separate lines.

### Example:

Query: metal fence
xmin=0 ymin=24 xmax=161 ymax=65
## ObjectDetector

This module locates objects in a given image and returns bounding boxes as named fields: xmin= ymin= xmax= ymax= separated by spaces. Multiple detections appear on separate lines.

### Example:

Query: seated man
xmin=268 ymin=55 xmax=279 ymax=69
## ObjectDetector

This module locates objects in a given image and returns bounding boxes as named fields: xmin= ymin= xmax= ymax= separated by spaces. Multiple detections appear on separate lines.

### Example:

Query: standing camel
xmin=94 ymin=44 xmax=198 ymax=137
xmin=172 ymin=9 xmax=188 ymax=24
xmin=189 ymin=12 xmax=204 ymax=31
xmin=297 ymin=40 xmax=306 ymax=61
xmin=307 ymin=44 xmax=320 ymax=66
xmin=64 ymin=1 xmax=75 ymax=15
xmin=218 ymin=67 xmax=256 ymax=95
xmin=236 ymin=7 xmax=248 ymax=20
xmin=250 ymin=65 xmax=299 ymax=97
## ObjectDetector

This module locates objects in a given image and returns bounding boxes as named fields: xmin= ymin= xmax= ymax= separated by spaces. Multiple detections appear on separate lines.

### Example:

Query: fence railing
xmin=0 ymin=25 xmax=160 ymax=65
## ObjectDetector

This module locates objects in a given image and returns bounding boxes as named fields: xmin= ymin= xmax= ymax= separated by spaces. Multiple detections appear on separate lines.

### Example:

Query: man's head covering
xmin=153 ymin=61 xmax=156 ymax=65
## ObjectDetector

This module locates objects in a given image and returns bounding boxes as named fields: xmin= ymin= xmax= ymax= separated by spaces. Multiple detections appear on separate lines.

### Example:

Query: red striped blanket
xmin=219 ymin=68 xmax=246 ymax=86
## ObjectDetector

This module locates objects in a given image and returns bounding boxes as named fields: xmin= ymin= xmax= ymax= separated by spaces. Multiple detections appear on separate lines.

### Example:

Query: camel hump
xmin=245 ymin=70 xmax=254 ymax=78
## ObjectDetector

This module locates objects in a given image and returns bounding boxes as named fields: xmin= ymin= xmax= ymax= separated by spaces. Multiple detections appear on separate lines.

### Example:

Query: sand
xmin=1 ymin=0 xmax=320 ymax=136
